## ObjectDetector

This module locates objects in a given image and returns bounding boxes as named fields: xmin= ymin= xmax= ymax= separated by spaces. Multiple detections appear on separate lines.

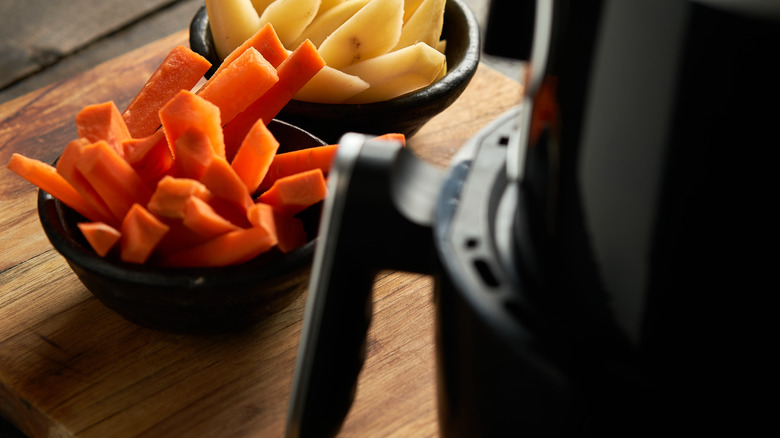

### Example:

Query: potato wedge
xmin=250 ymin=0 xmax=275 ymax=14
xmin=341 ymin=42 xmax=445 ymax=103
xmin=294 ymin=0 xmax=372 ymax=48
xmin=403 ymin=0 xmax=426 ymax=22
xmin=206 ymin=0 xmax=262 ymax=59
xmin=259 ymin=0 xmax=322 ymax=48
xmin=294 ymin=65 xmax=371 ymax=103
xmin=317 ymin=0 xmax=404 ymax=69
xmin=394 ymin=0 xmax=445 ymax=50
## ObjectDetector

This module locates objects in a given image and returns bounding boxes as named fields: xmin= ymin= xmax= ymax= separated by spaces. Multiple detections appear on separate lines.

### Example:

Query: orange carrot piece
xmin=199 ymin=156 xmax=255 ymax=212
xmin=77 ymin=222 xmax=121 ymax=257
xmin=230 ymin=119 xmax=280 ymax=193
xmin=197 ymin=47 xmax=279 ymax=127
xmin=182 ymin=196 xmax=241 ymax=239
xmin=256 ymin=168 xmax=328 ymax=216
xmin=147 ymin=175 xmax=212 ymax=219
xmin=258 ymin=144 xmax=338 ymax=192
xmin=223 ymin=40 xmax=325 ymax=154
xmin=120 ymin=203 xmax=170 ymax=264
xmin=159 ymin=225 xmax=277 ymax=267
xmin=169 ymin=126 xmax=216 ymax=180
xmin=75 ymin=101 xmax=132 ymax=156
xmin=7 ymin=153 xmax=108 ymax=223
xmin=56 ymin=138 xmax=118 ymax=224
xmin=202 ymin=23 xmax=288 ymax=91
xmin=159 ymin=89 xmax=225 ymax=159
xmin=76 ymin=140 xmax=153 ymax=222
xmin=248 ymin=203 xmax=306 ymax=253
xmin=373 ymin=132 xmax=406 ymax=146
xmin=122 ymin=130 xmax=174 ymax=187
xmin=122 ymin=45 xmax=212 ymax=138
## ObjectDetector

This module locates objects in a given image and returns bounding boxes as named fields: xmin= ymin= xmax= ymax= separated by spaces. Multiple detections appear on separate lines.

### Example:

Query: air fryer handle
xmin=286 ymin=134 xmax=443 ymax=438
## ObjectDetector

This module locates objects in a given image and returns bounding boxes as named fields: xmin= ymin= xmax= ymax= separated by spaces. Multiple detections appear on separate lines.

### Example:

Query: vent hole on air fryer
xmin=473 ymin=259 xmax=500 ymax=288
xmin=498 ymin=135 xmax=510 ymax=146
xmin=464 ymin=237 xmax=480 ymax=249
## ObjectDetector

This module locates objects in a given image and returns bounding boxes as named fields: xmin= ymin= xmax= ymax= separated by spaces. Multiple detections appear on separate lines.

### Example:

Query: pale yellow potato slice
xmin=318 ymin=0 xmax=350 ymax=14
xmin=341 ymin=42 xmax=446 ymax=103
xmin=259 ymin=0 xmax=322 ymax=48
xmin=394 ymin=0 xmax=445 ymax=50
xmin=317 ymin=0 xmax=404 ymax=69
xmin=206 ymin=0 xmax=262 ymax=59
xmin=293 ymin=0 xmax=372 ymax=48
xmin=294 ymin=66 xmax=371 ymax=103
xmin=250 ymin=0 xmax=276 ymax=14
xmin=403 ymin=0 xmax=425 ymax=22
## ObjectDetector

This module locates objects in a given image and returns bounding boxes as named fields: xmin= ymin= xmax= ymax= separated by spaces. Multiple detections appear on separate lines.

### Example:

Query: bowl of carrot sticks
xmin=33 ymin=119 xmax=327 ymax=333
xmin=189 ymin=0 xmax=480 ymax=144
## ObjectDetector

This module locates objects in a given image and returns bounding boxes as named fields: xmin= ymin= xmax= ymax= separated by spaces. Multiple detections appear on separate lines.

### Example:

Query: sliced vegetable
xmin=257 ymin=0 xmax=320 ymax=47
xmin=122 ymin=45 xmax=212 ymax=138
xmin=182 ymin=196 xmax=241 ymax=239
xmin=230 ymin=118 xmax=279 ymax=192
xmin=159 ymin=225 xmax=277 ymax=267
xmin=120 ymin=203 xmax=170 ymax=264
xmin=206 ymin=22 xmax=288 ymax=85
xmin=169 ymin=126 xmax=216 ymax=180
xmin=248 ymin=203 xmax=307 ymax=253
xmin=56 ymin=138 xmax=118 ymax=224
xmin=258 ymin=144 xmax=338 ymax=192
xmin=7 ymin=153 xmax=109 ymax=224
xmin=205 ymin=0 xmax=262 ymax=60
xmin=75 ymin=140 xmax=153 ymax=222
xmin=223 ymin=39 xmax=325 ymax=153
xmin=77 ymin=222 xmax=122 ymax=257
xmin=159 ymin=89 xmax=225 ymax=159
xmin=147 ymin=176 xmax=213 ymax=219
xmin=256 ymin=168 xmax=328 ymax=216
xmin=199 ymin=156 xmax=255 ymax=211
xmin=122 ymin=130 xmax=174 ymax=187
xmin=75 ymin=101 xmax=132 ymax=156
xmin=197 ymin=46 xmax=279 ymax=126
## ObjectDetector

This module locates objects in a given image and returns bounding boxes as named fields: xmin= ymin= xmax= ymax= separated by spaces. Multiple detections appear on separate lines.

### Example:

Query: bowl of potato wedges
xmin=190 ymin=0 xmax=480 ymax=143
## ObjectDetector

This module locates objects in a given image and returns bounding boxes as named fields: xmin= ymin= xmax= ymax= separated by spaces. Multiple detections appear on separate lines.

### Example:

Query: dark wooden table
xmin=1 ymin=1 xmax=523 ymax=437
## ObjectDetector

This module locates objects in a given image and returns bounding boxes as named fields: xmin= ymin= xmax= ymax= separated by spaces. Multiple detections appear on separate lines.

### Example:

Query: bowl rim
xmin=189 ymin=0 xmax=481 ymax=109
xmin=37 ymin=119 xmax=324 ymax=288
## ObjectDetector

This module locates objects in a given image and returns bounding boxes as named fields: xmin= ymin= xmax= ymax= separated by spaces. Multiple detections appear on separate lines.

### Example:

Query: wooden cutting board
xmin=0 ymin=30 xmax=523 ymax=438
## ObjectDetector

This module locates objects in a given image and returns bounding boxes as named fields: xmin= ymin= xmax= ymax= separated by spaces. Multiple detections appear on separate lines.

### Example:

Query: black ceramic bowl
xmin=190 ymin=0 xmax=480 ymax=144
xmin=38 ymin=120 xmax=326 ymax=333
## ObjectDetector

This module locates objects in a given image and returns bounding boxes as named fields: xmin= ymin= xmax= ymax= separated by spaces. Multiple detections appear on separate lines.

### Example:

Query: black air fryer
xmin=285 ymin=0 xmax=780 ymax=436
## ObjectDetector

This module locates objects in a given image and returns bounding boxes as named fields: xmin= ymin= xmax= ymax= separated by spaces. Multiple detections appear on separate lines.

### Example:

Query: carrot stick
xmin=230 ymin=119 xmax=280 ymax=192
xmin=199 ymin=156 xmax=255 ymax=212
xmin=56 ymin=138 xmax=118 ymax=224
xmin=223 ymin=40 xmax=325 ymax=154
xmin=247 ymin=203 xmax=307 ymax=253
xmin=373 ymin=132 xmax=406 ymax=146
xmin=182 ymin=196 xmax=241 ymax=239
xmin=75 ymin=101 xmax=132 ymax=156
xmin=77 ymin=222 xmax=122 ymax=257
xmin=158 ymin=225 xmax=277 ymax=267
xmin=7 ymin=153 xmax=109 ymax=223
xmin=122 ymin=130 xmax=174 ymax=187
xmin=203 ymin=23 xmax=288 ymax=90
xmin=76 ymin=140 xmax=153 ymax=221
xmin=168 ymin=126 xmax=216 ymax=180
xmin=122 ymin=45 xmax=212 ymax=138
xmin=256 ymin=168 xmax=327 ymax=216
xmin=197 ymin=47 xmax=279 ymax=127
xmin=147 ymin=175 xmax=212 ymax=219
xmin=258 ymin=144 xmax=338 ymax=192
xmin=159 ymin=89 xmax=225 ymax=159
xmin=120 ymin=203 xmax=170 ymax=264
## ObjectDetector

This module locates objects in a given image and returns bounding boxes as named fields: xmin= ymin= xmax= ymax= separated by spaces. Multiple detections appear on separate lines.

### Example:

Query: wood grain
xmin=0 ymin=29 xmax=523 ymax=438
